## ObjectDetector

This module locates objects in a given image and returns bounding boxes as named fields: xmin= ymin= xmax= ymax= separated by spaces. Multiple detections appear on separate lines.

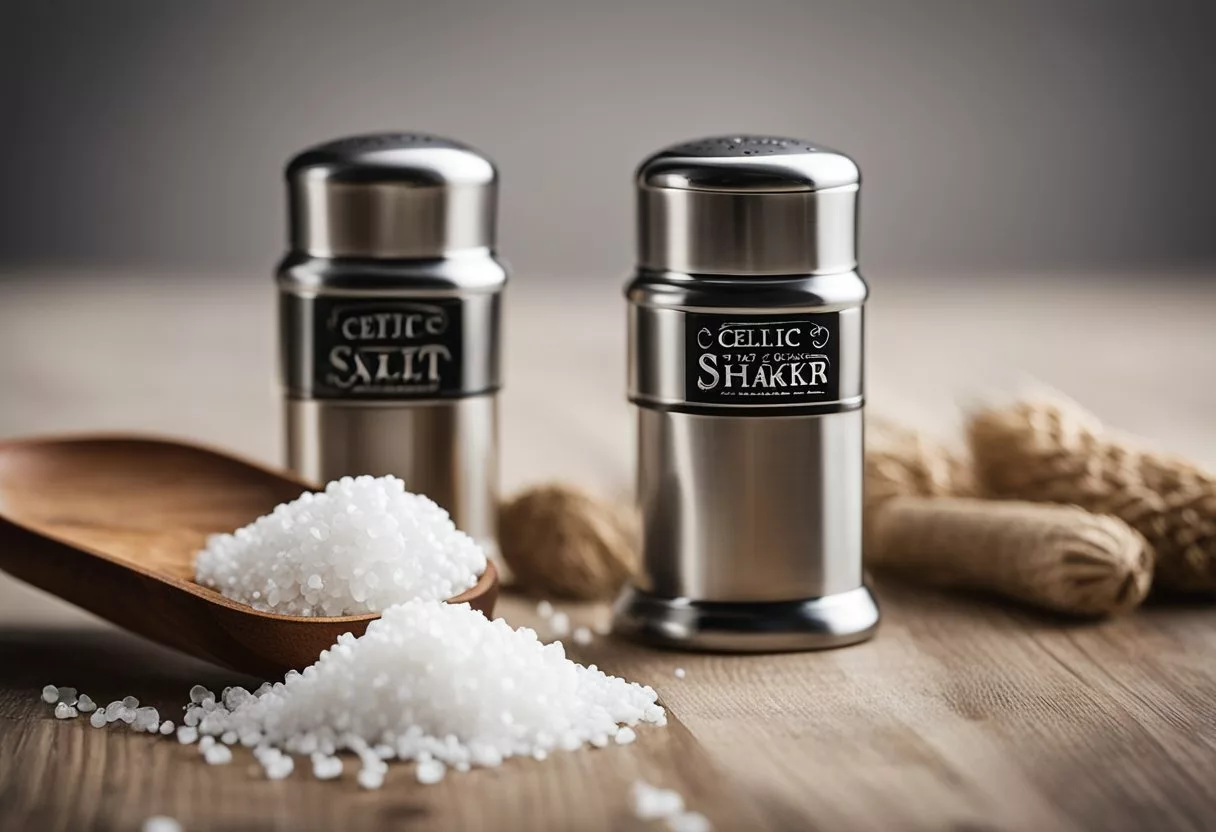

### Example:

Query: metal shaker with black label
xmin=613 ymin=135 xmax=879 ymax=650
xmin=277 ymin=133 xmax=505 ymax=551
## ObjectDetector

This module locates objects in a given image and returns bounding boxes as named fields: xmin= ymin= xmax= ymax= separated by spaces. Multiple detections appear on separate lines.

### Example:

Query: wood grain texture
xmin=1 ymin=271 xmax=1215 ymax=831
xmin=0 ymin=598 xmax=773 ymax=832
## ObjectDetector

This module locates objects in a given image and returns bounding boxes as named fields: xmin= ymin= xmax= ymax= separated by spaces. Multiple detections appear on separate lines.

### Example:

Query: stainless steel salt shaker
xmin=614 ymin=135 xmax=879 ymax=650
xmin=277 ymin=133 xmax=505 ymax=551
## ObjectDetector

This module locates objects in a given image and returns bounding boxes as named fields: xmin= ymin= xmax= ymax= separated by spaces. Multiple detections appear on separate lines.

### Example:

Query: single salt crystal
xmin=203 ymin=744 xmax=233 ymax=765
xmin=572 ymin=626 xmax=593 ymax=645
xmin=356 ymin=766 xmax=385 ymax=790
xmin=198 ymin=735 xmax=216 ymax=752
xmin=134 ymin=707 xmax=160 ymax=732
xmin=89 ymin=710 xmax=107 ymax=728
xmin=104 ymin=701 xmax=125 ymax=722
xmin=632 ymin=780 xmax=686 ymax=820
xmin=77 ymin=694 xmax=97 ymax=713
xmin=194 ymin=475 xmax=487 ymax=616
xmin=189 ymin=685 xmax=213 ymax=704
xmin=142 ymin=816 xmax=183 ymax=832
xmin=549 ymin=611 xmax=570 ymax=637
xmin=615 ymin=726 xmax=637 ymax=745
xmin=119 ymin=708 xmax=137 ymax=724
xmin=416 ymin=758 xmax=446 ymax=785
xmin=176 ymin=726 xmax=199 ymax=744
xmin=41 ymin=685 xmax=58 ymax=704
xmin=221 ymin=731 xmax=238 ymax=745
xmin=223 ymin=687 xmax=253 ymax=710
xmin=260 ymin=752 xmax=294 ymax=781
xmin=674 ymin=667 xmax=686 ymax=679
xmin=668 ymin=812 xmax=712 ymax=832
xmin=57 ymin=687 xmax=78 ymax=706
xmin=54 ymin=703 xmax=78 ymax=719
xmin=536 ymin=600 xmax=554 ymax=618
xmin=122 ymin=695 xmax=139 ymax=709
xmin=160 ymin=721 xmax=176 ymax=735
xmin=311 ymin=755 xmax=343 ymax=780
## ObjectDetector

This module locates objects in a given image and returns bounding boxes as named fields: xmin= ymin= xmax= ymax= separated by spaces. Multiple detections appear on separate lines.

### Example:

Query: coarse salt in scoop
xmin=194 ymin=475 xmax=486 ymax=616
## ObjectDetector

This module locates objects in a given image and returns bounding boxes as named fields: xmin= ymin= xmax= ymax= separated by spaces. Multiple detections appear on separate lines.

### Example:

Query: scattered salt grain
xmin=203 ymin=744 xmax=232 ymax=765
xmin=194 ymin=475 xmax=487 ymax=616
xmin=265 ymin=756 xmax=295 ymax=780
xmin=89 ymin=710 xmax=107 ymax=728
xmin=189 ymin=685 xmax=213 ymax=705
xmin=674 ymin=667 xmax=686 ymax=679
xmin=416 ymin=757 xmax=446 ymax=785
xmin=54 ymin=702 xmax=78 ymax=719
xmin=357 ymin=767 xmax=385 ymax=790
xmin=76 ymin=694 xmax=97 ymax=713
xmin=134 ymin=707 xmax=160 ymax=732
xmin=198 ymin=735 xmax=215 ymax=752
xmin=572 ymin=626 xmax=593 ymax=645
xmin=356 ymin=753 xmax=388 ymax=790
xmin=122 ymin=696 xmax=139 ymax=709
xmin=311 ymin=754 xmax=343 ymax=780
xmin=142 ymin=816 xmax=182 ymax=832
xmin=549 ymin=611 xmax=570 ymax=638
xmin=160 ymin=721 xmax=176 ymax=735
xmin=536 ymin=600 xmax=554 ymax=618
xmin=632 ymin=780 xmax=686 ymax=820
xmin=41 ymin=685 xmax=58 ymax=704
xmin=615 ymin=726 xmax=637 ymax=745
xmin=668 ymin=811 xmax=712 ymax=832
xmin=104 ymin=701 xmax=125 ymax=722
xmin=176 ymin=726 xmax=199 ymax=744
xmin=221 ymin=731 xmax=238 ymax=745
xmin=57 ymin=687 xmax=78 ymax=706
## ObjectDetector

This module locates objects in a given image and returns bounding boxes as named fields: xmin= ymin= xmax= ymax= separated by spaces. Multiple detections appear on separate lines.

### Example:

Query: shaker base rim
xmin=611 ymin=585 xmax=879 ymax=653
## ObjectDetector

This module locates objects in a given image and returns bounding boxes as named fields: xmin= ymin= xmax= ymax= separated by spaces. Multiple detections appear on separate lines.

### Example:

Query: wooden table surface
xmin=1 ymin=270 xmax=1215 ymax=832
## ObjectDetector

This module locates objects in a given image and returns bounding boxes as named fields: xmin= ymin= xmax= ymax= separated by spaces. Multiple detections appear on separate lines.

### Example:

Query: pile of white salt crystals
xmin=195 ymin=475 xmax=486 ymax=616
xmin=44 ymin=475 xmax=665 ymax=789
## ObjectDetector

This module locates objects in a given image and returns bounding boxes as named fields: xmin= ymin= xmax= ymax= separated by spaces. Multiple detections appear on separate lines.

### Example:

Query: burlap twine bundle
xmin=968 ymin=395 xmax=1216 ymax=594
xmin=497 ymin=394 xmax=1206 ymax=615
xmin=866 ymin=412 xmax=1153 ymax=616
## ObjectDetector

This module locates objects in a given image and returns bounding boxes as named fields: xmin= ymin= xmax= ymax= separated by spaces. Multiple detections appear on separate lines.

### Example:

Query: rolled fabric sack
xmin=869 ymin=496 xmax=1153 ymax=617
xmin=968 ymin=395 xmax=1216 ymax=594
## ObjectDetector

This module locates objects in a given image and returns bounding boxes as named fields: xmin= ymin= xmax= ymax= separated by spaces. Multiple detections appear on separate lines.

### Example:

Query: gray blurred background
xmin=3 ymin=0 xmax=1215 ymax=281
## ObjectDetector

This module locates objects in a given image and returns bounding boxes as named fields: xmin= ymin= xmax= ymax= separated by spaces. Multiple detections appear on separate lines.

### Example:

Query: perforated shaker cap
xmin=636 ymin=135 xmax=860 ymax=276
xmin=286 ymin=133 xmax=497 ymax=259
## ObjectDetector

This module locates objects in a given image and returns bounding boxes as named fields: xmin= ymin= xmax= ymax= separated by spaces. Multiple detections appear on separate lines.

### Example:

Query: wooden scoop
xmin=0 ymin=435 xmax=498 ymax=679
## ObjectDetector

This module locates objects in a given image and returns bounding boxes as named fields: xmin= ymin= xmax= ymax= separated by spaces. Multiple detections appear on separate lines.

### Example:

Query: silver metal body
xmin=278 ymin=134 xmax=505 ymax=551
xmin=614 ymin=136 xmax=878 ymax=651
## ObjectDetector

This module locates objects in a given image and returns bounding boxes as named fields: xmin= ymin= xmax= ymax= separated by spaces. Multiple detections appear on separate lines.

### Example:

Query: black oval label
xmin=684 ymin=312 xmax=840 ymax=405
xmin=312 ymin=298 xmax=464 ymax=399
